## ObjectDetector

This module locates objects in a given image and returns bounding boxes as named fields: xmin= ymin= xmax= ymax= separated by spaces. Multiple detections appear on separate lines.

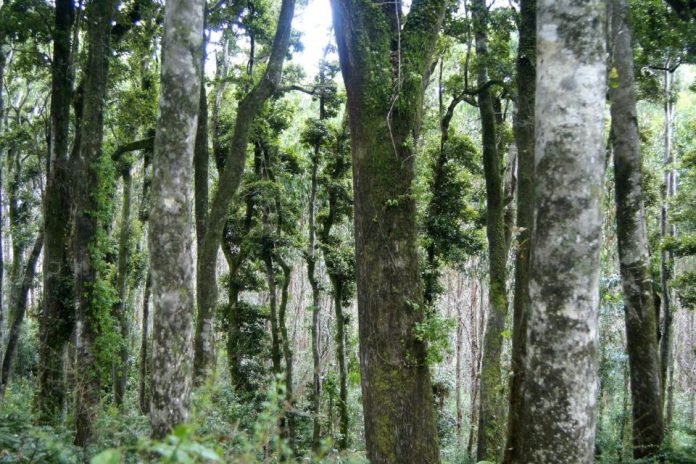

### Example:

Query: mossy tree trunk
xmin=148 ymin=0 xmax=205 ymax=439
xmin=193 ymin=0 xmax=296 ymax=380
xmin=472 ymin=0 xmax=510 ymax=460
xmin=503 ymin=0 xmax=535 ymax=461
xmin=73 ymin=0 xmax=117 ymax=446
xmin=330 ymin=1 xmax=447 ymax=461
xmin=38 ymin=0 xmax=75 ymax=423
xmin=519 ymin=0 xmax=607 ymax=461
xmin=609 ymin=0 xmax=664 ymax=457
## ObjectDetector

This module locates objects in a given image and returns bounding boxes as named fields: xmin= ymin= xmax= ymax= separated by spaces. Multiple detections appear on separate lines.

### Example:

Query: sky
xmin=293 ymin=0 xmax=334 ymax=76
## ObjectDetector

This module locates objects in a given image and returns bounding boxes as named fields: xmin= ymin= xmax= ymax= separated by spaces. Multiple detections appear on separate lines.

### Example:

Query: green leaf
xmin=90 ymin=449 xmax=121 ymax=464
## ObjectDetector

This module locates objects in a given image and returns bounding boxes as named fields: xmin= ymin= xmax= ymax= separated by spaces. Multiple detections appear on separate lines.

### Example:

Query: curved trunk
xmin=609 ymin=0 xmax=664 ymax=457
xmin=472 ymin=0 xmax=509 ymax=460
xmin=193 ymin=0 xmax=296 ymax=379
xmin=0 ymin=233 xmax=43 ymax=397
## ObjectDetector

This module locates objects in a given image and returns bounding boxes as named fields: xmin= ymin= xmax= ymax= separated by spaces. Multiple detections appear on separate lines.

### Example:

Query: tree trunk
xmin=519 ymin=1 xmax=607 ymax=461
xmin=193 ymin=28 xmax=211 ymax=381
xmin=472 ymin=0 xmax=510 ymax=460
xmin=0 ymin=49 xmax=5 ymax=363
xmin=113 ymin=166 xmax=133 ymax=408
xmin=609 ymin=0 xmax=664 ymax=457
xmin=277 ymin=257 xmax=295 ymax=449
xmin=332 ymin=279 xmax=349 ymax=450
xmin=73 ymin=0 xmax=117 ymax=446
xmin=503 ymin=0 xmax=535 ymax=461
xmin=193 ymin=0 xmax=296 ymax=379
xmin=148 ymin=0 xmax=204 ymax=439
xmin=0 ymin=233 xmax=43 ymax=398
xmin=38 ymin=0 xmax=75 ymax=424
xmin=139 ymin=270 xmax=151 ymax=414
xmin=307 ymin=143 xmax=322 ymax=450
xmin=330 ymin=2 xmax=447 ymax=462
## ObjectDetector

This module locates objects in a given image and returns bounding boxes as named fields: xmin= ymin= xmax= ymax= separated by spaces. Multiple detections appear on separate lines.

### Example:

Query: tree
xmin=503 ymin=0 xmax=535 ymax=461
xmin=609 ymin=0 xmax=664 ymax=457
xmin=330 ymin=0 xmax=447 ymax=461
xmin=37 ymin=0 xmax=75 ymax=423
xmin=193 ymin=0 xmax=297 ymax=379
xmin=149 ymin=0 xmax=205 ymax=439
xmin=519 ymin=0 xmax=607 ymax=461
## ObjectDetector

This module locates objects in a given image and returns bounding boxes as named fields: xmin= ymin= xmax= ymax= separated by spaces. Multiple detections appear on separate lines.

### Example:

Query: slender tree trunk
xmin=307 ymin=144 xmax=322 ymax=450
xmin=113 ymin=166 xmax=132 ymax=408
xmin=264 ymin=253 xmax=282 ymax=377
xmin=659 ymin=66 xmax=675 ymax=407
xmin=139 ymin=270 xmax=151 ymax=414
xmin=277 ymin=257 xmax=295 ymax=449
xmin=193 ymin=27 xmax=211 ymax=381
xmin=519 ymin=1 xmax=607 ymax=461
xmin=0 ymin=233 xmax=43 ymax=398
xmin=609 ymin=0 xmax=664 ymax=456
xmin=331 ymin=1 xmax=447 ymax=461
xmin=38 ymin=0 xmax=75 ymax=423
xmin=149 ymin=0 xmax=204 ymax=439
xmin=332 ymin=279 xmax=349 ymax=450
xmin=194 ymin=0 xmax=296 ymax=379
xmin=0 ymin=48 xmax=5 ymax=362
xmin=467 ymin=276 xmax=482 ymax=458
xmin=455 ymin=292 xmax=464 ymax=449
xmin=472 ymin=0 xmax=509 ymax=459
xmin=73 ymin=0 xmax=116 ymax=446
xmin=503 ymin=0 xmax=535 ymax=461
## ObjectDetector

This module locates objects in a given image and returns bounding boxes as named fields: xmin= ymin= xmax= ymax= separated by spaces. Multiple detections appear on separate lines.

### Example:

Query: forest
xmin=0 ymin=0 xmax=695 ymax=462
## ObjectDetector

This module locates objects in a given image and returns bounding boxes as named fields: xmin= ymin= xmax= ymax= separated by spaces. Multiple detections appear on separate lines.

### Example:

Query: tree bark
xmin=73 ymin=0 xmax=117 ymax=446
xmin=519 ymin=1 xmax=607 ymax=461
xmin=139 ymin=270 xmax=151 ymax=414
xmin=609 ymin=0 xmax=664 ymax=457
xmin=503 ymin=0 xmax=535 ymax=461
xmin=472 ymin=0 xmax=510 ymax=460
xmin=113 ymin=165 xmax=133 ymax=408
xmin=193 ymin=0 xmax=296 ymax=379
xmin=149 ymin=0 xmax=205 ymax=439
xmin=0 ymin=233 xmax=43 ymax=398
xmin=37 ymin=0 xmax=75 ymax=424
xmin=330 ymin=1 xmax=447 ymax=461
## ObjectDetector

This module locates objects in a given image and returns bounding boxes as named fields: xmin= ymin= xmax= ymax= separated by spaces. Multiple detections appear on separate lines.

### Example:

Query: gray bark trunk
xmin=609 ymin=0 xmax=664 ymax=457
xmin=149 ymin=0 xmax=205 ymax=439
xmin=519 ymin=1 xmax=607 ymax=461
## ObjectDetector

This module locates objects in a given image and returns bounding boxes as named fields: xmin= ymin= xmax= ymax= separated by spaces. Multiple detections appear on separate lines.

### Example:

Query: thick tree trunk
xmin=0 ymin=233 xmax=43 ymax=397
xmin=472 ymin=0 xmax=510 ymax=460
xmin=331 ymin=2 xmax=446 ymax=461
xmin=609 ymin=0 xmax=664 ymax=457
xmin=113 ymin=166 xmax=133 ymax=408
xmin=73 ymin=0 xmax=116 ymax=446
xmin=38 ymin=0 xmax=75 ymax=423
xmin=503 ymin=0 xmax=535 ymax=461
xmin=193 ymin=0 xmax=296 ymax=379
xmin=519 ymin=1 xmax=607 ymax=462
xmin=149 ymin=0 xmax=204 ymax=439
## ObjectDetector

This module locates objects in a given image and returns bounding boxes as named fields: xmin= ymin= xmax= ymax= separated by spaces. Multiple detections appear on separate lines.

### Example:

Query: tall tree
xmin=37 ymin=0 xmax=75 ymax=423
xmin=193 ymin=0 xmax=297 ymax=379
xmin=503 ymin=0 xmax=535 ymax=461
xmin=73 ymin=0 xmax=118 ymax=446
xmin=149 ymin=0 xmax=205 ymax=438
xmin=519 ymin=0 xmax=607 ymax=461
xmin=609 ymin=0 xmax=664 ymax=457
xmin=330 ymin=1 xmax=447 ymax=462
xmin=472 ymin=0 xmax=510 ymax=459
